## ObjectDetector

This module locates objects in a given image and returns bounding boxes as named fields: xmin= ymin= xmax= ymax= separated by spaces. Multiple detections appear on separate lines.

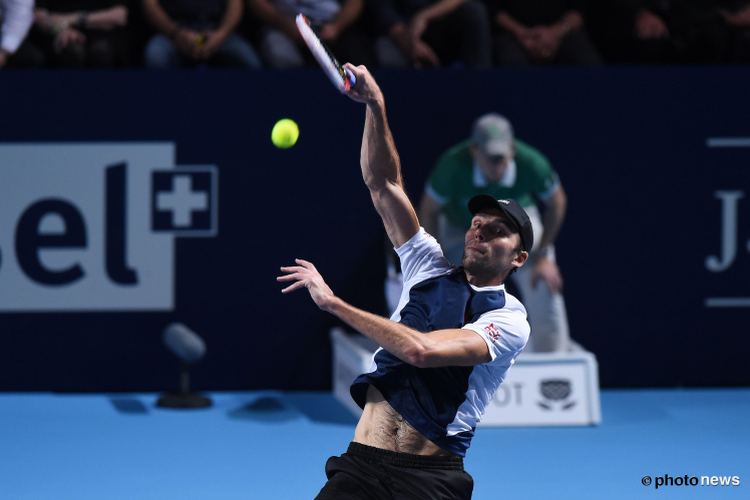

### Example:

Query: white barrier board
xmin=478 ymin=350 xmax=601 ymax=426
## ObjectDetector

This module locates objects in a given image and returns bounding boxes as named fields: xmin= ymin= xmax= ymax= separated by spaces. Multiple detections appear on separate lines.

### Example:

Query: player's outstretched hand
xmin=278 ymin=259 xmax=336 ymax=311
xmin=343 ymin=63 xmax=384 ymax=107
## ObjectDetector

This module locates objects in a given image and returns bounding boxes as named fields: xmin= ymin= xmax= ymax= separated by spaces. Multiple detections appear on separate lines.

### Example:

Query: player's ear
xmin=511 ymin=249 xmax=528 ymax=269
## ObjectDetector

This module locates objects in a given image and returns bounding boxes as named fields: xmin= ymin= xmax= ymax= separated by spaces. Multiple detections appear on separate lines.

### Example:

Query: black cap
xmin=467 ymin=195 xmax=534 ymax=252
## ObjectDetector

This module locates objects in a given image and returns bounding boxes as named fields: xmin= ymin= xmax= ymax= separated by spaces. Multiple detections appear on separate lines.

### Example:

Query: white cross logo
xmin=156 ymin=175 xmax=208 ymax=227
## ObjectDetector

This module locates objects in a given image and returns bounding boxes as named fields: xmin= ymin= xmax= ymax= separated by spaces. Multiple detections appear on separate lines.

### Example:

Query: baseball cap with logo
xmin=467 ymin=194 xmax=534 ymax=252
xmin=471 ymin=113 xmax=514 ymax=157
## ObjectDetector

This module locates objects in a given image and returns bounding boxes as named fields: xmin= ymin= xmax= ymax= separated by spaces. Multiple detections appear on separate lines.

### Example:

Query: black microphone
xmin=163 ymin=323 xmax=206 ymax=363
xmin=157 ymin=323 xmax=211 ymax=409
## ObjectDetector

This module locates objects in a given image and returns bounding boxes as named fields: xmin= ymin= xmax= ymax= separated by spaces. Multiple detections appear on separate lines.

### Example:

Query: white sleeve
xmin=395 ymin=227 xmax=452 ymax=284
xmin=389 ymin=228 xmax=454 ymax=322
xmin=1 ymin=0 xmax=34 ymax=54
xmin=462 ymin=306 xmax=529 ymax=363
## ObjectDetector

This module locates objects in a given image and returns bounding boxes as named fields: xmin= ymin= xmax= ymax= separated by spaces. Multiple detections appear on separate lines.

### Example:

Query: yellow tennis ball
xmin=271 ymin=119 xmax=299 ymax=149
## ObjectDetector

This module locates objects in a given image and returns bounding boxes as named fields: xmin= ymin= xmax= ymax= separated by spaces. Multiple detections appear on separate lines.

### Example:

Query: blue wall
xmin=1 ymin=67 xmax=748 ymax=391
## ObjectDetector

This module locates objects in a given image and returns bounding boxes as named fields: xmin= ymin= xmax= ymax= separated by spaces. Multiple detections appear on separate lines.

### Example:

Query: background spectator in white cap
xmin=418 ymin=113 xmax=574 ymax=352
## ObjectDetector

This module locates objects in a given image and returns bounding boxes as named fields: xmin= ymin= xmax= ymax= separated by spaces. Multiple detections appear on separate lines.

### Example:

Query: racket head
xmin=295 ymin=14 xmax=356 ymax=93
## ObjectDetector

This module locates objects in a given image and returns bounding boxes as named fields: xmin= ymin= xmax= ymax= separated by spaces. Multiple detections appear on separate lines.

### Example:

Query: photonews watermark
xmin=641 ymin=474 xmax=740 ymax=489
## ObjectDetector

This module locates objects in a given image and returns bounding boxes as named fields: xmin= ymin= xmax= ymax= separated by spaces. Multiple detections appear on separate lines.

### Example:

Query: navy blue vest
xmin=350 ymin=268 xmax=506 ymax=455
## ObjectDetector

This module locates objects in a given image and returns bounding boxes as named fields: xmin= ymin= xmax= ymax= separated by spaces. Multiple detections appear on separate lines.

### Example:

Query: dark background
xmin=1 ymin=66 xmax=748 ymax=392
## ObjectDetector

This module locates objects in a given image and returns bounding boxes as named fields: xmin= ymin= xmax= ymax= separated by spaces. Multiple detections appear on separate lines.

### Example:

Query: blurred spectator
xmin=588 ymin=0 xmax=728 ymax=64
xmin=28 ymin=0 xmax=132 ymax=68
xmin=418 ymin=113 xmax=573 ymax=352
xmin=0 ymin=0 xmax=36 ymax=68
xmin=246 ymin=0 xmax=377 ymax=68
xmin=142 ymin=0 xmax=262 ymax=68
xmin=367 ymin=0 xmax=492 ymax=68
xmin=485 ymin=0 xmax=602 ymax=65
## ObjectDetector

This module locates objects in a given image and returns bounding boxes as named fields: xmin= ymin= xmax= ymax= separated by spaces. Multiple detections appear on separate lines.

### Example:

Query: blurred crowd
xmin=1 ymin=0 xmax=750 ymax=69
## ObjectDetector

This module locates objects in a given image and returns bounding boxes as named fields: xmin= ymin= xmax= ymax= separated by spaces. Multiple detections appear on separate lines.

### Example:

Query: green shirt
xmin=426 ymin=139 xmax=559 ymax=228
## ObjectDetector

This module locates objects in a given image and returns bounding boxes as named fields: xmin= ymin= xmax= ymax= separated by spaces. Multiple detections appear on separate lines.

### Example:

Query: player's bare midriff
xmin=353 ymin=384 xmax=459 ymax=457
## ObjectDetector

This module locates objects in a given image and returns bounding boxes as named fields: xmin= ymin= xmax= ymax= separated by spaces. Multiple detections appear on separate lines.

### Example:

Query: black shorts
xmin=314 ymin=442 xmax=474 ymax=500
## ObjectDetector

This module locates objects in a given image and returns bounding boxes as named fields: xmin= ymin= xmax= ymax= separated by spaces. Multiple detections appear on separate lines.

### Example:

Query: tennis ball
xmin=271 ymin=119 xmax=299 ymax=149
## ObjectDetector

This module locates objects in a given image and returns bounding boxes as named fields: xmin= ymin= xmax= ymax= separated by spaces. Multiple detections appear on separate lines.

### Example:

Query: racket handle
xmin=344 ymin=68 xmax=357 ymax=89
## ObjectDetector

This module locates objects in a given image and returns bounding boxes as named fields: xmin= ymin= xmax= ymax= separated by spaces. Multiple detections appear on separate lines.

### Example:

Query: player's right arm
xmin=344 ymin=64 xmax=420 ymax=249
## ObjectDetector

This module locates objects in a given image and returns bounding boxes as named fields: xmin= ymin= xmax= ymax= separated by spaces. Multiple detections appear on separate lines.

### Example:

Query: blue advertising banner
xmin=0 ymin=67 xmax=748 ymax=391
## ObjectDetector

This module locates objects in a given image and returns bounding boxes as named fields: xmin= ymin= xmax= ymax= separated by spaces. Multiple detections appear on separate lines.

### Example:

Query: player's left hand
xmin=278 ymin=259 xmax=336 ymax=311
xmin=530 ymin=256 xmax=563 ymax=293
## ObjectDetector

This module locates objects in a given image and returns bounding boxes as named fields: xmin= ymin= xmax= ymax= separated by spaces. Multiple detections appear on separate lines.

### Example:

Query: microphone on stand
xmin=157 ymin=323 xmax=212 ymax=409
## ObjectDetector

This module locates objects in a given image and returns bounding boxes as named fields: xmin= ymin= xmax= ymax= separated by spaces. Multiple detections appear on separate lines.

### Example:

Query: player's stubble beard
xmin=461 ymin=249 xmax=500 ymax=283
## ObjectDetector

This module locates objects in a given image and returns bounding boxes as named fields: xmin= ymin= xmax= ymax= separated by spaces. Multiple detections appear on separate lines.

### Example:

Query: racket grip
xmin=344 ymin=68 xmax=357 ymax=89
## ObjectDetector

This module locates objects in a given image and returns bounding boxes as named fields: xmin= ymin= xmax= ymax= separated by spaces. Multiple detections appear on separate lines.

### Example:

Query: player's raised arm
xmin=344 ymin=64 xmax=420 ymax=249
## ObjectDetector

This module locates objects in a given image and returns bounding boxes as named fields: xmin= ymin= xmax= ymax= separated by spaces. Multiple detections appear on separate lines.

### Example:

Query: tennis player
xmin=278 ymin=64 xmax=532 ymax=500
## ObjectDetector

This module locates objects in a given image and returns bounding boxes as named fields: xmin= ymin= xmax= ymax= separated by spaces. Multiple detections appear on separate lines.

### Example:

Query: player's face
xmin=470 ymin=144 xmax=516 ymax=183
xmin=462 ymin=209 xmax=527 ymax=285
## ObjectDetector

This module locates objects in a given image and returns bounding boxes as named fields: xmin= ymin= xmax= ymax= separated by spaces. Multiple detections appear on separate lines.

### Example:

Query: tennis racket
xmin=295 ymin=14 xmax=357 ymax=93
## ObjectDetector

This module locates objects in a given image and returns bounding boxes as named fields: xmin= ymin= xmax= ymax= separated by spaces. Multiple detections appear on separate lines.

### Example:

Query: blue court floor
xmin=1 ymin=388 xmax=748 ymax=500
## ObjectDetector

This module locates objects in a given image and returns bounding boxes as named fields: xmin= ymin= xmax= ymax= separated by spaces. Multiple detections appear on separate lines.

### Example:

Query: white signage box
xmin=330 ymin=328 xmax=601 ymax=427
